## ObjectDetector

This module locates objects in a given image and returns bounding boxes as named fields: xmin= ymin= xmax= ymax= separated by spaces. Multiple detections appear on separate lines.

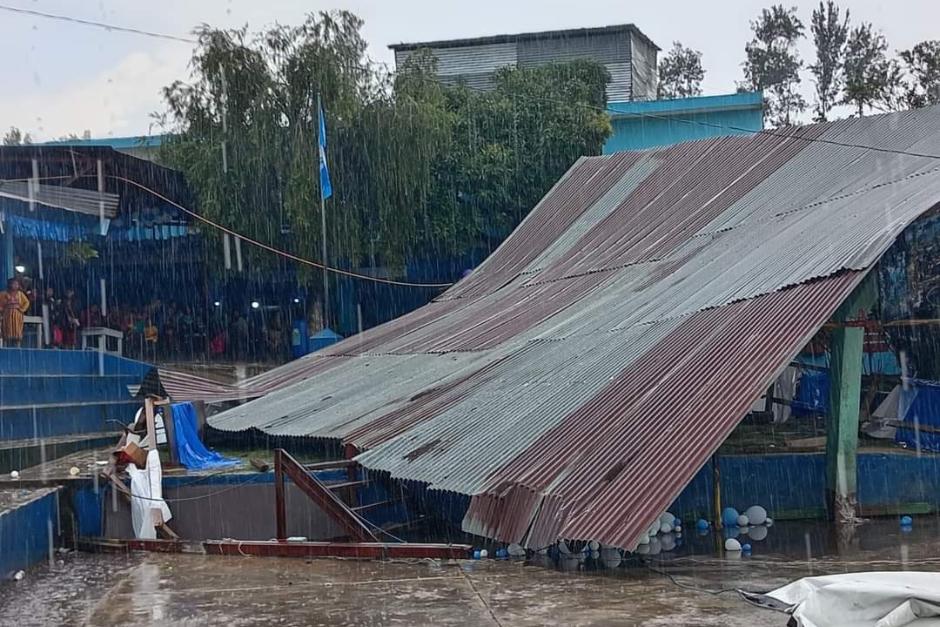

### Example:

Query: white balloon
xmin=637 ymin=534 xmax=650 ymax=545
xmin=659 ymin=522 xmax=673 ymax=534
xmin=659 ymin=512 xmax=676 ymax=526
xmin=765 ymin=517 xmax=774 ymax=527
xmin=724 ymin=538 xmax=742 ymax=551
xmin=748 ymin=525 xmax=769 ymax=541
xmin=660 ymin=533 xmax=677 ymax=552
xmin=736 ymin=514 xmax=750 ymax=527
xmin=648 ymin=537 xmax=662 ymax=555
xmin=745 ymin=505 xmax=768 ymax=526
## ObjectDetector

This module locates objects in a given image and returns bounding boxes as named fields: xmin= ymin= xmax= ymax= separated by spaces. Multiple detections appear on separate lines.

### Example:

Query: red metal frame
xmin=205 ymin=540 xmax=471 ymax=560
xmin=273 ymin=449 xmax=377 ymax=542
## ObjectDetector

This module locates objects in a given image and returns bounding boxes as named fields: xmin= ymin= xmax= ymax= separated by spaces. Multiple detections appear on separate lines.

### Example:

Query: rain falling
xmin=2 ymin=2 xmax=940 ymax=626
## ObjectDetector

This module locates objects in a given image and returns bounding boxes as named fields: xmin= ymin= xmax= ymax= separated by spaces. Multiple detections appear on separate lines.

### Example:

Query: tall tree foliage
xmin=158 ymin=11 xmax=611 ymax=280
xmin=808 ymin=1 xmax=849 ymax=121
xmin=741 ymin=5 xmax=807 ymax=127
xmin=842 ymin=22 xmax=894 ymax=116
xmin=657 ymin=42 xmax=705 ymax=99
xmin=900 ymin=41 xmax=940 ymax=108
xmin=2 ymin=127 xmax=31 ymax=145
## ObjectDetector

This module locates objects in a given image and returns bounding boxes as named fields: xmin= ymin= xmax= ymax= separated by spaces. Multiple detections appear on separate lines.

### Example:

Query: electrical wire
xmin=6 ymin=2 xmax=940 ymax=163
xmin=641 ymin=559 xmax=742 ymax=596
xmin=0 ymin=3 xmax=196 ymax=43
xmin=106 ymin=174 xmax=454 ymax=288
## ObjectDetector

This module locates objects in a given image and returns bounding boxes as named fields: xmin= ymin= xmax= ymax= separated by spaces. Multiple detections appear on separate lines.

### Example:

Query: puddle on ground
xmin=1 ymin=518 xmax=938 ymax=626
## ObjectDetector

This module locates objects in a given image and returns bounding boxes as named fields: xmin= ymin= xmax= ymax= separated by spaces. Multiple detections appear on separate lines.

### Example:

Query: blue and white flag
xmin=318 ymin=97 xmax=333 ymax=200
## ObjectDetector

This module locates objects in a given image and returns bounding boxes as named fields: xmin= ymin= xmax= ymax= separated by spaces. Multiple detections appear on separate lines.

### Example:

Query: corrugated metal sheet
xmin=605 ymin=62 xmax=633 ymax=103
xmin=516 ymin=31 xmax=628 ymax=66
xmin=629 ymin=35 xmax=657 ymax=100
xmin=0 ymin=180 xmax=120 ymax=217
xmin=394 ymin=27 xmax=648 ymax=101
xmin=207 ymin=107 xmax=940 ymax=551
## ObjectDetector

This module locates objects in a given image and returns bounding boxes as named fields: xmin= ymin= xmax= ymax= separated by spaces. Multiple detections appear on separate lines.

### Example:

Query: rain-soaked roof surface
xmin=206 ymin=106 xmax=940 ymax=551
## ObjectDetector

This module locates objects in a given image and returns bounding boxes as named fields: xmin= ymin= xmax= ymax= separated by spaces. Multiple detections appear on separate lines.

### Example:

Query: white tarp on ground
xmin=746 ymin=572 xmax=940 ymax=627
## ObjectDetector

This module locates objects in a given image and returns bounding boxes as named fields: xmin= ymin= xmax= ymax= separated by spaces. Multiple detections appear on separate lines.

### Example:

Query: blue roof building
xmin=604 ymin=91 xmax=764 ymax=153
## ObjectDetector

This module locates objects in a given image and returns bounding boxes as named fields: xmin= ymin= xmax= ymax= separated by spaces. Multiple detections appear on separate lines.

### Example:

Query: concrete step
xmin=0 ymin=374 xmax=140 ymax=407
xmin=0 ymin=432 xmax=116 ymax=474
xmin=0 ymin=400 xmax=140 ymax=440
xmin=0 ymin=348 xmax=151 ymax=377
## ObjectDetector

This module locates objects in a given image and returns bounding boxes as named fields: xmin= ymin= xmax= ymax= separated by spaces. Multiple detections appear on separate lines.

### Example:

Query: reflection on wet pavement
xmin=1 ymin=518 xmax=939 ymax=626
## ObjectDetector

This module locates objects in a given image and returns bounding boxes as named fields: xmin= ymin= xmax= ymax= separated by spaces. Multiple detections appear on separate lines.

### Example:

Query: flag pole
xmin=318 ymin=92 xmax=330 ymax=329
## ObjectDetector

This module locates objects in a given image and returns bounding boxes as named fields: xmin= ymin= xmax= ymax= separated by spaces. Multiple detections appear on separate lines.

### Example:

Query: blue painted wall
xmin=0 ymin=489 xmax=59 ymax=578
xmin=604 ymin=92 xmax=764 ymax=154
xmin=667 ymin=451 xmax=940 ymax=521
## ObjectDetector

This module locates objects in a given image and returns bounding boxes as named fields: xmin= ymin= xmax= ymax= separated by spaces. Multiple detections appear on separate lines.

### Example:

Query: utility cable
xmin=6 ymin=2 xmax=940 ymax=163
xmin=105 ymin=174 xmax=453 ymax=289
xmin=0 ymin=170 xmax=456 ymax=288
xmin=0 ymin=3 xmax=196 ymax=43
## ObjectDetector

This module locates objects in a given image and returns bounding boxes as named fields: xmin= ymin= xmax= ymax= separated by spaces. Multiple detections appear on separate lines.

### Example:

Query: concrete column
xmin=826 ymin=324 xmax=864 ymax=522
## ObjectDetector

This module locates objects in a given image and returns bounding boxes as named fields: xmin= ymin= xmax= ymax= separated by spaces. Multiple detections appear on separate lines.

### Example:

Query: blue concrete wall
xmin=0 ymin=348 xmax=152 ymax=439
xmin=0 ymin=489 xmax=59 ymax=579
xmin=667 ymin=451 xmax=940 ymax=521
xmin=604 ymin=92 xmax=764 ymax=154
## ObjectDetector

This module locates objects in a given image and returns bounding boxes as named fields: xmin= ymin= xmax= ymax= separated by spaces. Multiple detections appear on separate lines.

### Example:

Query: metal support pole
xmin=318 ymin=92 xmax=330 ymax=329
xmin=711 ymin=454 xmax=722 ymax=530
xmin=274 ymin=449 xmax=286 ymax=541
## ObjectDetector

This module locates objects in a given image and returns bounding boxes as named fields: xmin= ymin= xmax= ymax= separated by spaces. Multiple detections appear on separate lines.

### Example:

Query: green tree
xmin=842 ymin=23 xmax=893 ymax=116
xmin=158 ymin=11 xmax=611 ymax=281
xmin=2 ymin=127 xmax=31 ymax=146
xmin=740 ymin=5 xmax=807 ymax=127
xmin=900 ymin=40 xmax=940 ymax=108
xmin=809 ymin=1 xmax=850 ymax=121
xmin=657 ymin=42 xmax=705 ymax=99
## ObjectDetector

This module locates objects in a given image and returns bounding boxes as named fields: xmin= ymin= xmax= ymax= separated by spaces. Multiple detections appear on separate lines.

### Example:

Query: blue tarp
xmin=896 ymin=379 xmax=940 ymax=452
xmin=172 ymin=402 xmax=239 ymax=470
xmin=792 ymin=370 xmax=830 ymax=416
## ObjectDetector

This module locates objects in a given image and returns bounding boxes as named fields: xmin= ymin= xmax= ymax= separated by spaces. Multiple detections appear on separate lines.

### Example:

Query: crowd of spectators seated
xmin=38 ymin=286 xmax=299 ymax=363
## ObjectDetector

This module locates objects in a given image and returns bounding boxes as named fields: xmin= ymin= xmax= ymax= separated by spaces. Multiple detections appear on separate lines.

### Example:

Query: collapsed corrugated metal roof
xmin=208 ymin=107 xmax=940 ymax=550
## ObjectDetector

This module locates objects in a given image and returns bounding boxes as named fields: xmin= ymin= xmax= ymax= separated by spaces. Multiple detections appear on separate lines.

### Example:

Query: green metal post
xmin=826 ymin=324 xmax=864 ymax=522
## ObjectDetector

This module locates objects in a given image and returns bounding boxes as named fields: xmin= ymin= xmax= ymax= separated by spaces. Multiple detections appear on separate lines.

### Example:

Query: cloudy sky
xmin=1 ymin=0 xmax=938 ymax=140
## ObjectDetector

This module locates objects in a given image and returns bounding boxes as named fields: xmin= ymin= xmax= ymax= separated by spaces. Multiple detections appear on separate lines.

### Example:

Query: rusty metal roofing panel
xmin=207 ymin=106 xmax=940 ymax=551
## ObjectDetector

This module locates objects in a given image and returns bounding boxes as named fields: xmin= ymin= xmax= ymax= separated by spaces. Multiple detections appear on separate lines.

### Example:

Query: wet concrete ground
xmin=2 ymin=518 xmax=939 ymax=626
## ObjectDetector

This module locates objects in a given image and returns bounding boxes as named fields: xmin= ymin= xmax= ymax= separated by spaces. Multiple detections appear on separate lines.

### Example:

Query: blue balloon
xmin=696 ymin=518 xmax=710 ymax=531
xmin=900 ymin=515 xmax=914 ymax=527
xmin=721 ymin=507 xmax=740 ymax=527
xmin=741 ymin=543 xmax=752 ymax=552
xmin=473 ymin=550 xmax=482 ymax=560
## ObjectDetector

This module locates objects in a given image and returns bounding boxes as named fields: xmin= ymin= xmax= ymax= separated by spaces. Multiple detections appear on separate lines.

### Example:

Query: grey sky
xmin=1 ymin=0 xmax=938 ymax=140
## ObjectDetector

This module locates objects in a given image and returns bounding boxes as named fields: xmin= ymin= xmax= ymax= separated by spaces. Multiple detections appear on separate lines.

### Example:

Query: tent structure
xmin=205 ymin=106 xmax=940 ymax=550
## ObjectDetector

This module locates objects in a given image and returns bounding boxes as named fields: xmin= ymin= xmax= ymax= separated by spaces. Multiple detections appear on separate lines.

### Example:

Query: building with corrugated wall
xmin=389 ymin=24 xmax=660 ymax=102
